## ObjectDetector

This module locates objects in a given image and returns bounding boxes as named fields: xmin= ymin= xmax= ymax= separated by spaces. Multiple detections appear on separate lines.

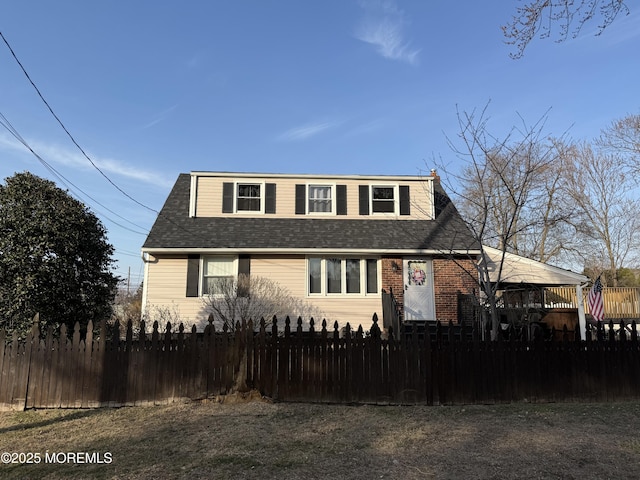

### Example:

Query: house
xmin=140 ymin=171 xmax=482 ymax=331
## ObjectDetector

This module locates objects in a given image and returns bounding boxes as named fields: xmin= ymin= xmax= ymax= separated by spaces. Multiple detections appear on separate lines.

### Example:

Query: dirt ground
xmin=1 ymin=394 xmax=639 ymax=479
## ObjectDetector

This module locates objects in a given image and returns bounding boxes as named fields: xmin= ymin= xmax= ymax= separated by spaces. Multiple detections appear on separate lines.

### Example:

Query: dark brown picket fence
xmin=1 ymin=314 xmax=640 ymax=410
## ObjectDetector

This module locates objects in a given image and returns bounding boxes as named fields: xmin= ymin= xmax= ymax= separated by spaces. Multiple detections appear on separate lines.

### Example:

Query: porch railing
xmin=545 ymin=286 xmax=640 ymax=319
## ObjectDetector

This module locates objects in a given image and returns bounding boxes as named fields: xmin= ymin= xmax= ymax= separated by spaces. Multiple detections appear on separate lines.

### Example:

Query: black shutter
xmin=295 ymin=184 xmax=306 ymax=214
xmin=238 ymin=255 xmax=251 ymax=297
xmin=336 ymin=185 xmax=347 ymax=215
xmin=399 ymin=185 xmax=410 ymax=215
xmin=222 ymin=182 xmax=234 ymax=213
xmin=186 ymin=255 xmax=200 ymax=297
xmin=238 ymin=255 xmax=251 ymax=276
xmin=359 ymin=185 xmax=369 ymax=215
xmin=265 ymin=183 xmax=276 ymax=214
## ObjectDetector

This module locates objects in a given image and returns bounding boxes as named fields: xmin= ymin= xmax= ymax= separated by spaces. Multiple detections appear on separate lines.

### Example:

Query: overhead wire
xmin=0 ymin=30 xmax=157 ymax=214
xmin=0 ymin=30 xmax=215 ymax=247
xmin=0 ymin=111 xmax=148 ymax=235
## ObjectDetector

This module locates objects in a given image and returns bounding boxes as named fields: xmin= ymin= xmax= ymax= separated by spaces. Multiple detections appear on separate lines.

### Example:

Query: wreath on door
xmin=409 ymin=265 xmax=426 ymax=286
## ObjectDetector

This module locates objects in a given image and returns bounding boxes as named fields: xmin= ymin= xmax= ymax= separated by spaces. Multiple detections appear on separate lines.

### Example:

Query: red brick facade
xmin=432 ymin=257 xmax=477 ymax=324
xmin=381 ymin=256 xmax=478 ymax=324
xmin=381 ymin=257 xmax=405 ymax=310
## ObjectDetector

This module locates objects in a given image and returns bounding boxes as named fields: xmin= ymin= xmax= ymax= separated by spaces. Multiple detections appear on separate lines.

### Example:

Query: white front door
xmin=403 ymin=258 xmax=436 ymax=321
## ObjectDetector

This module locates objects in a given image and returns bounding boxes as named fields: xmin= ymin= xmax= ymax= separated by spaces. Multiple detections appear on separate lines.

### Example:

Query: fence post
xmin=307 ymin=318 xmax=316 ymax=400
xmin=370 ymin=314 xmax=382 ymax=402
xmin=332 ymin=321 xmax=340 ymax=401
xmin=0 ymin=328 xmax=6 ymax=409
xmin=270 ymin=316 xmax=278 ymax=399
xmin=255 ymin=317 xmax=266 ymax=396
xmin=246 ymin=318 xmax=254 ymax=391
xmin=22 ymin=320 xmax=40 ymax=410
xmin=320 ymin=319 xmax=328 ymax=401
xmin=278 ymin=317 xmax=291 ymax=400
xmin=292 ymin=317 xmax=303 ymax=398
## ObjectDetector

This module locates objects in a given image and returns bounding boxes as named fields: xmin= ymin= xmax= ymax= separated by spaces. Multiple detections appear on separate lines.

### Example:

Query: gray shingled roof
xmin=142 ymin=173 xmax=480 ymax=252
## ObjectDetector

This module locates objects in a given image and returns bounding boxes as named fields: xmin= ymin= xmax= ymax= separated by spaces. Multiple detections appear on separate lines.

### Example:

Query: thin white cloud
xmin=276 ymin=120 xmax=340 ymax=142
xmin=141 ymin=104 xmax=179 ymax=130
xmin=0 ymin=133 xmax=174 ymax=188
xmin=187 ymin=53 xmax=203 ymax=69
xmin=354 ymin=0 xmax=420 ymax=65
xmin=344 ymin=118 xmax=386 ymax=137
xmin=599 ymin=10 xmax=640 ymax=46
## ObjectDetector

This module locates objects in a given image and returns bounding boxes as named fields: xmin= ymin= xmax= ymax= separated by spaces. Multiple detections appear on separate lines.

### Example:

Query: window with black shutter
xmin=359 ymin=185 xmax=369 ymax=215
xmin=186 ymin=255 xmax=200 ymax=297
xmin=336 ymin=185 xmax=347 ymax=215
xmin=399 ymin=185 xmax=410 ymax=215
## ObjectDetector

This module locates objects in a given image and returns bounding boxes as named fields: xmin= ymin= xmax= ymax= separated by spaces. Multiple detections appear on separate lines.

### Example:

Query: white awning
xmin=482 ymin=246 xmax=588 ymax=286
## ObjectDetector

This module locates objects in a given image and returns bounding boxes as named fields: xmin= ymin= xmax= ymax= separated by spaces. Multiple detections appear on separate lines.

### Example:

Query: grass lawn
xmin=1 ymin=395 xmax=640 ymax=479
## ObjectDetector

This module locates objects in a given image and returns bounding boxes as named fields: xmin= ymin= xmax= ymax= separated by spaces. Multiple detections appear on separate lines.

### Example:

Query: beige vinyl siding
xmin=250 ymin=255 xmax=307 ymax=297
xmin=303 ymin=297 xmax=382 ymax=331
xmin=251 ymin=255 xmax=382 ymax=331
xmin=192 ymin=174 xmax=434 ymax=220
xmin=144 ymin=255 xmax=206 ymax=328
xmin=144 ymin=254 xmax=382 ymax=332
xmin=194 ymin=176 xmax=221 ymax=217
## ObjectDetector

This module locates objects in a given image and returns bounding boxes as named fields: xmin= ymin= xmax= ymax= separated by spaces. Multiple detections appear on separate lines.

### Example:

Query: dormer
xmin=188 ymin=171 xmax=435 ymax=220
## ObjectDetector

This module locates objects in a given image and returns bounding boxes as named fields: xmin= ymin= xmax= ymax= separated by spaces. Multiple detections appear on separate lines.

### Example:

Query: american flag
xmin=588 ymin=276 xmax=605 ymax=322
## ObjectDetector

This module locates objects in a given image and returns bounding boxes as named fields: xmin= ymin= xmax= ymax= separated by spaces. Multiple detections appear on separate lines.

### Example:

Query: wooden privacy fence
xmin=2 ymin=315 xmax=640 ymax=410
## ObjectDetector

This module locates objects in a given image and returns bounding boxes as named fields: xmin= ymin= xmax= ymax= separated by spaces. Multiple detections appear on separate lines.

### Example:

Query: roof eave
xmin=141 ymin=247 xmax=482 ymax=256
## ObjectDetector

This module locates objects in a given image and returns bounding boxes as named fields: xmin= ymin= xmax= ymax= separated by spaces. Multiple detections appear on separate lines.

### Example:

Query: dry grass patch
xmin=0 ymin=397 xmax=639 ymax=479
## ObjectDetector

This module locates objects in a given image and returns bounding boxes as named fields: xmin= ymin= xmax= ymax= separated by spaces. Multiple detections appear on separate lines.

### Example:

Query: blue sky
xmin=1 ymin=1 xmax=639 ymax=288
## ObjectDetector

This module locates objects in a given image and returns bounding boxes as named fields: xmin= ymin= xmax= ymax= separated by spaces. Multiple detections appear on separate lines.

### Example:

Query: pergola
xmin=481 ymin=246 xmax=590 ymax=339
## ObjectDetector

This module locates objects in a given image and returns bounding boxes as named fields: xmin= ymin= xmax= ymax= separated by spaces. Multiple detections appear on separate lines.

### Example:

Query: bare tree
xmin=563 ymin=143 xmax=640 ymax=285
xmin=598 ymin=113 xmax=640 ymax=174
xmin=503 ymin=0 xmax=629 ymax=59
xmin=201 ymin=274 xmax=325 ymax=393
xmin=515 ymin=138 xmax=578 ymax=265
xmin=440 ymin=104 xmax=571 ymax=338
xmin=201 ymin=274 xmax=325 ymax=332
xmin=447 ymin=105 xmax=571 ymax=257
xmin=111 ymin=282 xmax=143 ymax=331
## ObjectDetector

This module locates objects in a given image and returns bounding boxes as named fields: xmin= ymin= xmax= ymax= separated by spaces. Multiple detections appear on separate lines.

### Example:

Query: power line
xmin=1 ymin=30 xmax=216 ymax=247
xmin=116 ymin=249 xmax=144 ymax=258
xmin=0 ymin=112 xmax=148 ymax=235
xmin=1 ymin=30 xmax=157 ymax=213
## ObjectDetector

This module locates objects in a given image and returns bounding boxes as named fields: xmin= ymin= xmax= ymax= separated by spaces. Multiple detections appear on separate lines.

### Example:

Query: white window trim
xmin=200 ymin=255 xmax=238 ymax=296
xmin=189 ymin=175 xmax=198 ymax=218
xmin=235 ymin=181 xmax=265 ymax=214
xmin=306 ymin=257 xmax=380 ymax=297
xmin=306 ymin=183 xmax=336 ymax=215
xmin=370 ymin=184 xmax=398 ymax=216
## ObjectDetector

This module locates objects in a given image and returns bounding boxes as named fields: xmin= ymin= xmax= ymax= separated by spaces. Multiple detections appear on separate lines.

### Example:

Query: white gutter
xmin=140 ymin=251 xmax=150 ymax=318
xmin=190 ymin=171 xmax=435 ymax=182
xmin=140 ymin=247 xmax=483 ymax=256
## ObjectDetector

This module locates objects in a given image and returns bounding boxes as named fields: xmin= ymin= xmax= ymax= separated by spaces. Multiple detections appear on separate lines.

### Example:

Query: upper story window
xmin=237 ymin=183 xmax=262 ymax=212
xmin=308 ymin=185 xmax=333 ymax=214
xmin=296 ymin=183 xmax=346 ymax=215
xmin=222 ymin=182 xmax=276 ymax=214
xmin=371 ymin=186 xmax=396 ymax=213
xmin=359 ymin=184 xmax=410 ymax=216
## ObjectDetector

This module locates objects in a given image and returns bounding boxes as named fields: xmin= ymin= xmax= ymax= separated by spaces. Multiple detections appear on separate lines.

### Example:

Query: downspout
xmin=141 ymin=252 xmax=151 ymax=321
